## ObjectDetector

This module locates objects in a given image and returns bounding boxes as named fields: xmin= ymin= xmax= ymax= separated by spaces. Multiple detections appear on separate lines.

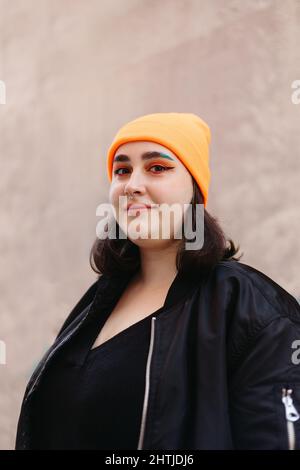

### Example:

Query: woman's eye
xmin=113 ymin=165 xmax=173 ymax=176
xmin=113 ymin=168 xmax=129 ymax=175
xmin=150 ymin=165 xmax=171 ymax=173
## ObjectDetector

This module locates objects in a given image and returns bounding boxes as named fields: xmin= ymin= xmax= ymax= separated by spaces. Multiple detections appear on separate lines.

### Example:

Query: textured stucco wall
xmin=0 ymin=0 xmax=299 ymax=449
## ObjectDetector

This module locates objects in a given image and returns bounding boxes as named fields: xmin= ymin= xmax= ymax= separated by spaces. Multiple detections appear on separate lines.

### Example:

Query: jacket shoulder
xmin=210 ymin=259 xmax=300 ymax=328
xmin=209 ymin=260 xmax=300 ymax=373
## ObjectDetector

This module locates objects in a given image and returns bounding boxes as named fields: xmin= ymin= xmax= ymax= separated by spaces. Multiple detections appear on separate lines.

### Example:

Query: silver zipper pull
xmin=282 ymin=388 xmax=300 ymax=450
xmin=282 ymin=388 xmax=300 ymax=422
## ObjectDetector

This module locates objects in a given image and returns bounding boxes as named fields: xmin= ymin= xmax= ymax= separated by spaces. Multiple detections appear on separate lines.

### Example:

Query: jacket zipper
xmin=281 ymin=387 xmax=300 ymax=450
xmin=137 ymin=316 xmax=156 ymax=450
xmin=24 ymin=307 xmax=92 ymax=404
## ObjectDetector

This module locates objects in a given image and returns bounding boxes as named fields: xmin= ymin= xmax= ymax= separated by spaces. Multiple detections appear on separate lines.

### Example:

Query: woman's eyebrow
xmin=113 ymin=151 xmax=175 ymax=163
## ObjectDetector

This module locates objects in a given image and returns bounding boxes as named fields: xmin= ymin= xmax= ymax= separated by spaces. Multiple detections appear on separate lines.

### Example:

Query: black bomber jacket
xmin=15 ymin=259 xmax=300 ymax=450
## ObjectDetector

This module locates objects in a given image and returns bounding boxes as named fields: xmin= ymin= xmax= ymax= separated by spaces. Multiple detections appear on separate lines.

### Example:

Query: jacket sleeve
xmin=228 ymin=310 xmax=300 ymax=450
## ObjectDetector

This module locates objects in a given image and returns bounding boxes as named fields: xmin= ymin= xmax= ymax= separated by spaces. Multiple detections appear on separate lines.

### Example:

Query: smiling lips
xmin=126 ymin=203 xmax=157 ymax=213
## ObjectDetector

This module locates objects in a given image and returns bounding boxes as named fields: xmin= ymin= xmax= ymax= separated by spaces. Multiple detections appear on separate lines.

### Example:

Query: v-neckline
xmin=87 ymin=311 xmax=154 ymax=357
xmin=67 ymin=268 xmax=200 ymax=367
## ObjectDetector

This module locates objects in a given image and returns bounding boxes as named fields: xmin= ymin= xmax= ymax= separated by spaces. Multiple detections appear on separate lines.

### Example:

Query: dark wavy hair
xmin=89 ymin=178 xmax=243 ymax=280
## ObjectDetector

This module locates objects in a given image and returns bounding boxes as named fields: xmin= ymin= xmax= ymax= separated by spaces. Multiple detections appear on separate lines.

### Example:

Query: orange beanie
xmin=106 ymin=112 xmax=211 ymax=208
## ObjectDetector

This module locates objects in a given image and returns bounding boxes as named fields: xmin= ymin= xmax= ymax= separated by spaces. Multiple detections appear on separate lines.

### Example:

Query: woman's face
xmin=109 ymin=140 xmax=194 ymax=249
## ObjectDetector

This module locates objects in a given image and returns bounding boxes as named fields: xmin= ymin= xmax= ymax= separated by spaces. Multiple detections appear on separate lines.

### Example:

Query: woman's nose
xmin=124 ymin=169 xmax=146 ymax=194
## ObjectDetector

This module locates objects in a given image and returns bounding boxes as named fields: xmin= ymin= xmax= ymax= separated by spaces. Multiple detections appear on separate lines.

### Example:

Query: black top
xmin=31 ymin=305 xmax=162 ymax=450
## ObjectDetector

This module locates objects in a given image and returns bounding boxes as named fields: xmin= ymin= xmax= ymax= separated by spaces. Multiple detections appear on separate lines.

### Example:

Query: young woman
xmin=15 ymin=112 xmax=300 ymax=450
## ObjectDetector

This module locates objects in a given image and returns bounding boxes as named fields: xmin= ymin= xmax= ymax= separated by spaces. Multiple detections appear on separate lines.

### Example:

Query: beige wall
xmin=0 ymin=0 xmax=299 ymax=449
